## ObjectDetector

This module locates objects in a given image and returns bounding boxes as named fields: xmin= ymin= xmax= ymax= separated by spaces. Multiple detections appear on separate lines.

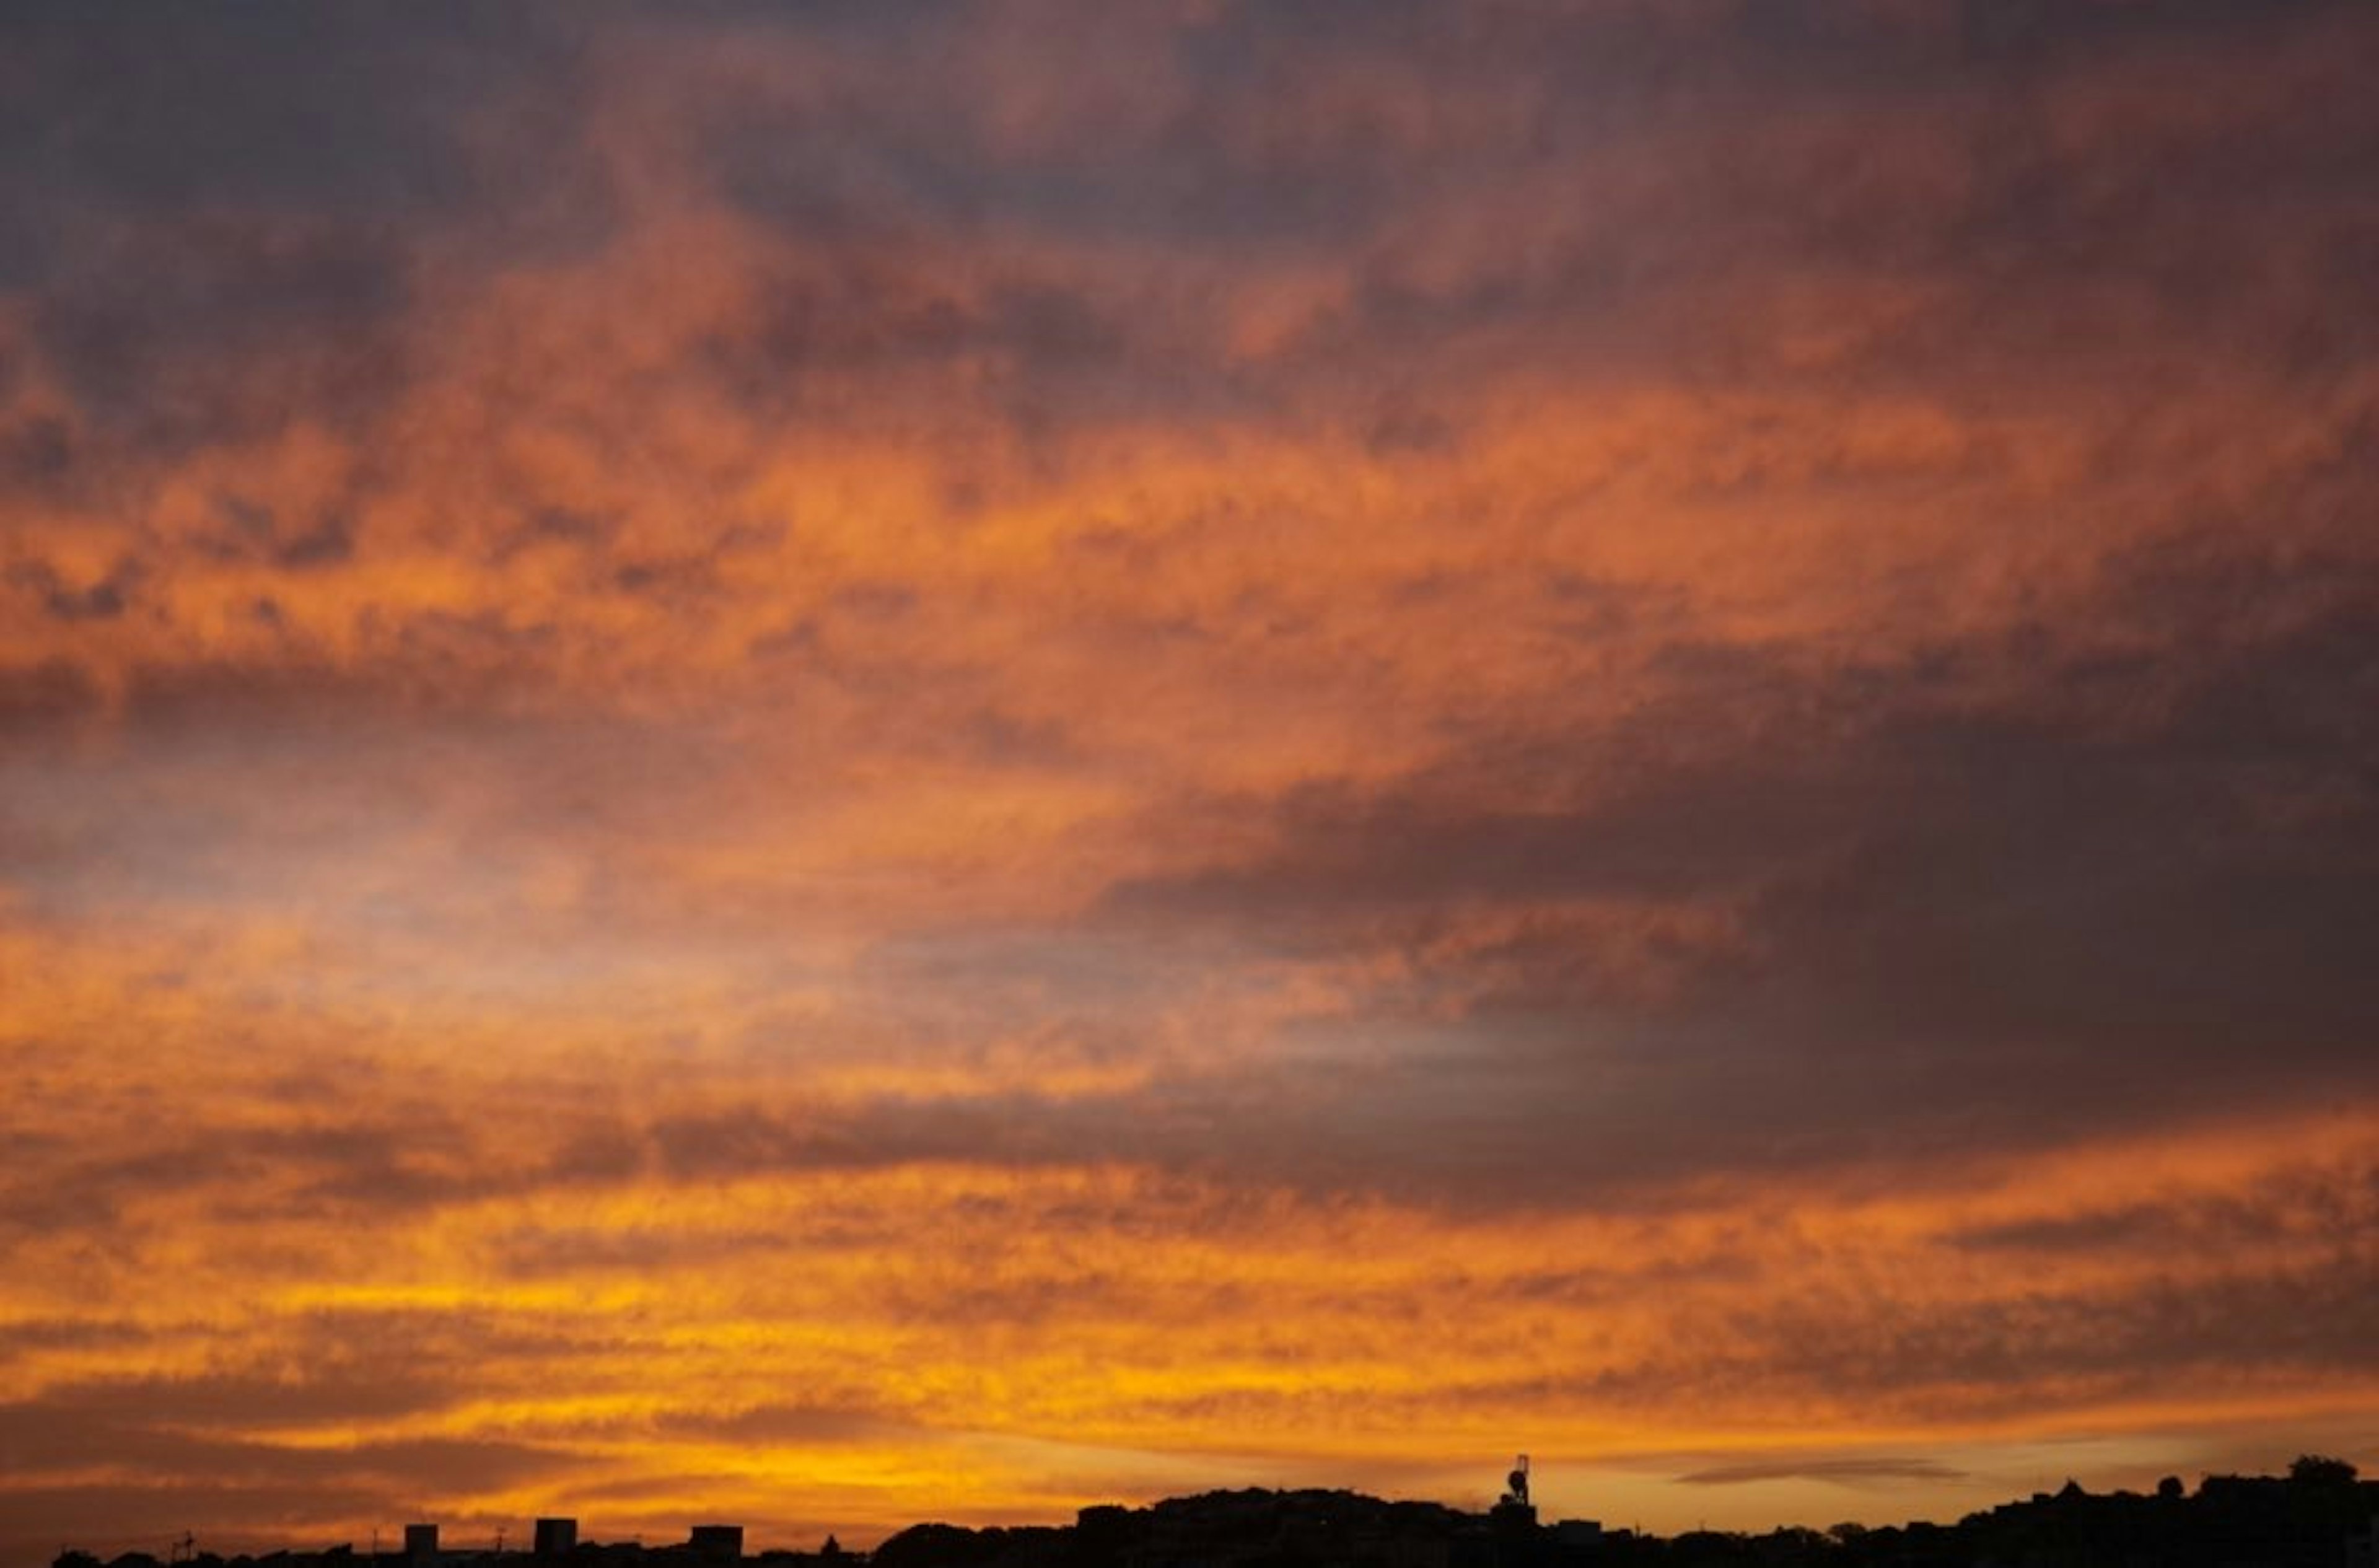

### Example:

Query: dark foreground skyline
xmin=4 ymin=0 xmax=2377 ymax=1554
xmin=45 ymin=1457 xmax=2379 ymax=1568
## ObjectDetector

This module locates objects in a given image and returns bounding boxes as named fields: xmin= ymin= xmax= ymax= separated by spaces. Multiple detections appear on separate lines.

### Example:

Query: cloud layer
xmin=4 ymin=1 xmax=2377 ymax=1557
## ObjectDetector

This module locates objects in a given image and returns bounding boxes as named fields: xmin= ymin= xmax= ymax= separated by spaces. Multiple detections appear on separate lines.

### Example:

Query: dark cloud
xmin=3 ymin=1368 xmax=462 ymax=1442
xmin=0 ymin=1108 xmax=554 ymax=1247
xmin=0 ymin=1403 xmax=572 ymax=1497
xmin=1948 ymin=1156 xmax=2379 ymax=1256
xmin=655 ymin=1403 xmax=892 ymax=1447
xmin=0 ymin=2 xmax=588 ymax=219
xmin=2 ymin=559 xmax=135 ymax=622
xmin=1678 ymin=1458 xmax=1968 ymax=1489
xmin=1733 ymin=1249 xmax=2379 ymax=1416
xmin=0 ymin=409 xmax=76 ymax=494
xmin=0 ymin=660 xmax=100 ymax=736
xmin=1078 ymin=530 xmax=2379 ymax=1199
xmin=644 ymin=1098 xmax=1078 ymax=1183
xmin=27 ymin=211 xmax=419 ymax=451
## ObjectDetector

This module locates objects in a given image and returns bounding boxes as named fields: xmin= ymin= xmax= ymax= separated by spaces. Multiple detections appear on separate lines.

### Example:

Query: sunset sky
xmin=3 ymin=0 xmax=2377 ymax=1558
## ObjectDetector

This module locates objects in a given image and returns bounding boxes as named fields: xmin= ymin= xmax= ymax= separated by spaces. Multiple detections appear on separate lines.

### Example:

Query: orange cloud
xmin=4 ymin=1 xmax=2378 ymax=1559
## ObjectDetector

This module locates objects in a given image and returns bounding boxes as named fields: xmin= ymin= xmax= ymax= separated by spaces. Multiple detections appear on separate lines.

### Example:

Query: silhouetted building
xmin=1489 ymin=1455 xmax=1538 ymax=1536
xmin=402 ymin=1528 xmax=437 ymax=1561
xmin=686 ymin=1526 xmax=742 ymax=1564
xmin=532 ymin=1520 xmax=577 ymax=1559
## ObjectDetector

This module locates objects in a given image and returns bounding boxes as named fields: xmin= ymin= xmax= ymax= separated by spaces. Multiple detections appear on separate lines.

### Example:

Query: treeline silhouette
xmin=51 ymin=1455 xmax=2378 ymax=1568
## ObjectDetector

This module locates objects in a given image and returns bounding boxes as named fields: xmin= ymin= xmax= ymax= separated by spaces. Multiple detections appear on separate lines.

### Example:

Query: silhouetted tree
xmin=2155 ymin=1474 xmax=2183 ymax=1500
xmin=2289 ymin=1453 xmax=2357 ymax=1486
xmin=871 ymin=1525 xmax=1004 ymax=1568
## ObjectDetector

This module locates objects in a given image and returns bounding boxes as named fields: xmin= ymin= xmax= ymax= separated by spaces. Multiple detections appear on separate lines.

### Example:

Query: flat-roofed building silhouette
xmin=532 ymin=1519 xmax=577 ymax=1558
xmin=686 ymin=1525 xmax=742 ymax=1563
